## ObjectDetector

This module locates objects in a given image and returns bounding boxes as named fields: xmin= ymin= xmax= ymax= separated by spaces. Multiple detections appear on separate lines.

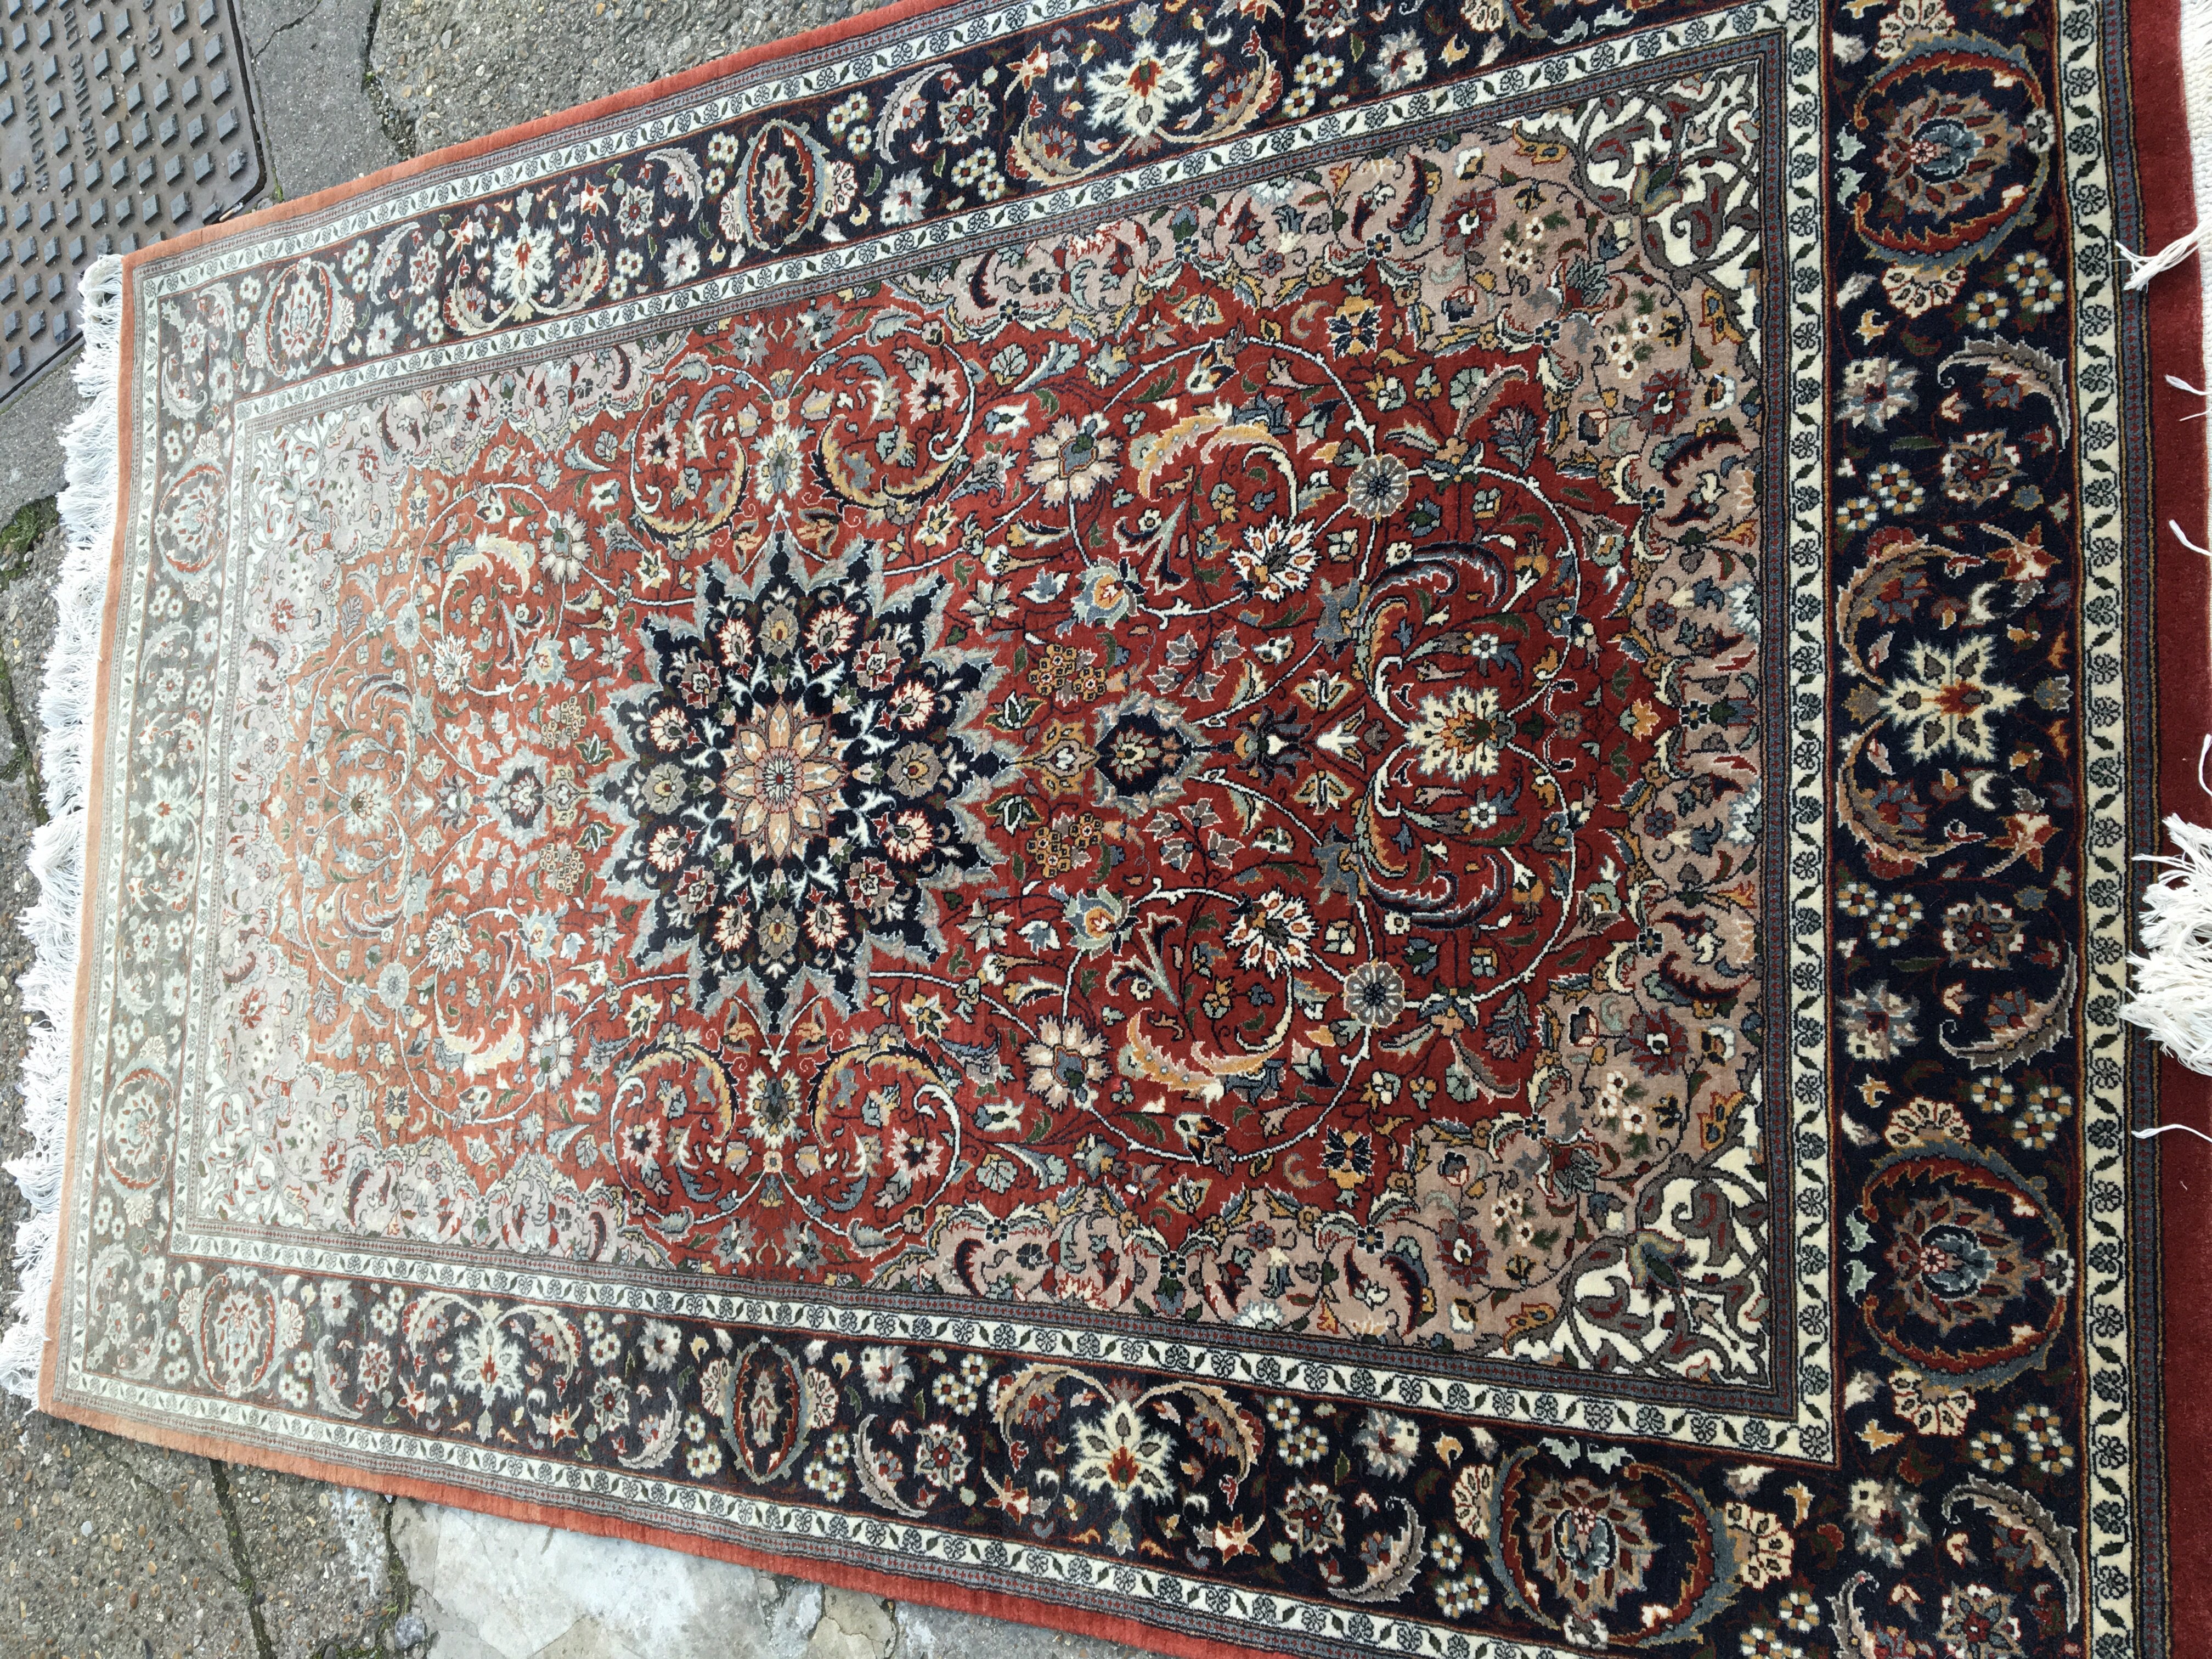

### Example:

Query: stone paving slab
xmin=0 ymin=352 xmax=76 ymax=530
xmin=0 ymin=2 xmax=1158 ymax=1655
xmin=367 ymin=0 xmax=876 ymax=155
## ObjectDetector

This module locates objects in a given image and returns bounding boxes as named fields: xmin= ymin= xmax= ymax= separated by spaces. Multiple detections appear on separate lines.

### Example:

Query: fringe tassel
xmin=2119 ymin=224 xmax=2206 ymax=290
xmin=2134 ymin=1123 xmax=2212 ymax=1146
xmin=2124 ymin=751 xmax=2212 ymax=1074
xmin=0 ymin=255 xmax=123 ymax=1402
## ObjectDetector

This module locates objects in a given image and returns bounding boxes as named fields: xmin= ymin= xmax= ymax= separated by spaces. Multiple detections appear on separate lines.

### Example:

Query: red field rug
xmin=9 ymin=0 xmax=2212 ymax=1654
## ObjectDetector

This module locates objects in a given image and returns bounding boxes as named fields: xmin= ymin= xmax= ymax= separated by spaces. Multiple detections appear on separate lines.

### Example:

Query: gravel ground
xmin=367 ymin=0 xmax=883 ymax=155
xmin=0 ymin=2 xmax=1155 ymax=1656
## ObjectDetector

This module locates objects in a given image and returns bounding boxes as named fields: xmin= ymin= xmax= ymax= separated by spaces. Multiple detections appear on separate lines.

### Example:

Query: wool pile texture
xmin=13 ymin=0 xmax=2212 ymax=1655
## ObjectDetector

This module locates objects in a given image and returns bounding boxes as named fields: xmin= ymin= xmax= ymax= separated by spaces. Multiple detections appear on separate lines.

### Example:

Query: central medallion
xmin=603 ymin=540 xmax=1001 ymax=1022
xmin=722 ymin=702 xmax=844 ymax=861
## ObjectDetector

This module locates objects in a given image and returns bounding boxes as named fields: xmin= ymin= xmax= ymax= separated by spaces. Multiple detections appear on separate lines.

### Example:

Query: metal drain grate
xmin=0 ymin=0 xmax=263 ymax=403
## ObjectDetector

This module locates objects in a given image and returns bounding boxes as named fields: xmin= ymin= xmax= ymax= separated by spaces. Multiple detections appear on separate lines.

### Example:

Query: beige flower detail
xmin=1068 ymin=1400 xmax=1175 ymax=1513
xmin=1406 ymin=685 xmax=1506 ymax=781
xmin=1889 ymin=1368 xmax=1974 ymax=1437
xmin=1024 ymin=415 xmax=1121 ymax=504
xmin=721 ymin=701 xmax=844 ymax=860
xmin=1872 ymin=637 xmax=2023 ymax=761
xmin=1722 ymin=1500 xmax=1796 ymax=1589
xmin=1023 ymin=1014 xmax=1107 ymax=1109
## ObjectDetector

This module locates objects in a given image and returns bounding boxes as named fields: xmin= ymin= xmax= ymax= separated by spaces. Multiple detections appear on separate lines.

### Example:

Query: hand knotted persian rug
xmin=10 ymin=0 xmax=2212 ymax=1653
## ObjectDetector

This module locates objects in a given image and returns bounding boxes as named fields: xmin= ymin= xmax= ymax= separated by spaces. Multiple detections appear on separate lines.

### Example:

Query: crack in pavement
xmin=0 ymin=644 xmax=49 ymax=827
xmin=302 ymin=1497 xmax=424 ymax=1659
xmin=252 ymin=0 xmax=332 ymax=63
xmin=361 ymin=0 xmax=420 ymax=159
xmin=78 ymin=1438 xmax=240 ymax=1585
xmin=209 ymin=1460 xmax=279 ymax=1659
xmin=0 ymin=500 xmax=54 ymax=826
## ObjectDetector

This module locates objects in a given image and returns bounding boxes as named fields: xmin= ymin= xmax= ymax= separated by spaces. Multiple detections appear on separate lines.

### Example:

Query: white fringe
xmin=2166 ymin=376 xmax=2212 ymax=421
xmin=0 ymin=254 xmax=124 ymax=1401
xmin=2119 ymin=223 xmax=2206 ymax=290
xmin=2135 ymin=1122 xmax=2212 ymax=1146
xmin=2124 ymin=782 xmax=2212 ymax=1074
xmin=2115 ymin=2 xmax=2212 ymax=1094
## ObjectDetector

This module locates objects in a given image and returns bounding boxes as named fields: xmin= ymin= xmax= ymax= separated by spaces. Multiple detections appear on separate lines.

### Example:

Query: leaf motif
xmin=990 ymin=1364 xmax=1080 ymax=1438
xmin=1116 ymin=1011 xmax=1287 ymax=1103
xmin=1944 ymin=1476 xmax=2081 ymax=1621
xmin=1449 ymin=1463 xmax=1496 ymax=1537
xmin=851 ymin=1417 xmax=930 ymax=1517
xmin=1833 ymin=531 xmax=1948 ymax=680
xmin=644 ymin=147 xmax=706 ymax=204
xmin=1336 ymin=1499 xmax=1425 ymax=1603
xmin=1141 ymin=1382 xmax=1262 ymax=1475
xmin=1130 ymin=406 xmax=1295 ymax=501
xmin=1836 ymin=730 xmax=1966 ymax=875
xmin=1936 ymin=338 xmax=2071 ymax=441
xmin=1938 ymin=952 xmax=2074 ymax=1070
xmin=617 ymin=1393 xmax=682 ymax=1470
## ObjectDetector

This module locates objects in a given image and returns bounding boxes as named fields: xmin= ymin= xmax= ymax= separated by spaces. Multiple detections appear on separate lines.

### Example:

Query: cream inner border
xmin=76 ymin=0 xmax=1832 ymax=1484
xmin=222 ymin=7 xmax=1827 ymax=1457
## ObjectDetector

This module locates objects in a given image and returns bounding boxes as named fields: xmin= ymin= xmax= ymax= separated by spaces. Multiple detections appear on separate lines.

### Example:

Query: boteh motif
xmin=729 ymin=121 xmax=838 ymax=250
xmin=1859 ymin=1145 xmax=2070 ymax=1387
xmin=46 ymin=0 xmax=2162 ymax=1651
xmin=1491 ymin=1451 xmax=1728 ymax=1648
xmin=1840 ymin=31 xmax=2056 ymax=314
xmin=716 ymin=1340 xmax=822 ymax=1482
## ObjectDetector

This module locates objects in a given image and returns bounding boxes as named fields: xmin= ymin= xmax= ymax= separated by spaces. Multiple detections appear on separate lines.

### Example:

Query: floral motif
xmin=601 ymin=547 xmax=1002 ymax=1018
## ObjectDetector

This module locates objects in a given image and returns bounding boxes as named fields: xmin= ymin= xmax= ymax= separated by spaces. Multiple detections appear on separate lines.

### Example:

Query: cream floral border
xmin=2052 ymin=0 xmax=2140 ymax=1654
xmin=205 ymin=6 xmax=1832 ymax=1458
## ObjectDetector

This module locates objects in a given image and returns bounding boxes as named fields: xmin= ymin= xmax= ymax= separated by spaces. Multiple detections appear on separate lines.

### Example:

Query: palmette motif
xmin=60 ymin=0 xmax=2155 ymax=1652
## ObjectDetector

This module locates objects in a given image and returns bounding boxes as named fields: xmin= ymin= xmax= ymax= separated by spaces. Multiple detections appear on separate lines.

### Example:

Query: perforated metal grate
xmin=0 ymin=0 xmax=263 ymax=402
